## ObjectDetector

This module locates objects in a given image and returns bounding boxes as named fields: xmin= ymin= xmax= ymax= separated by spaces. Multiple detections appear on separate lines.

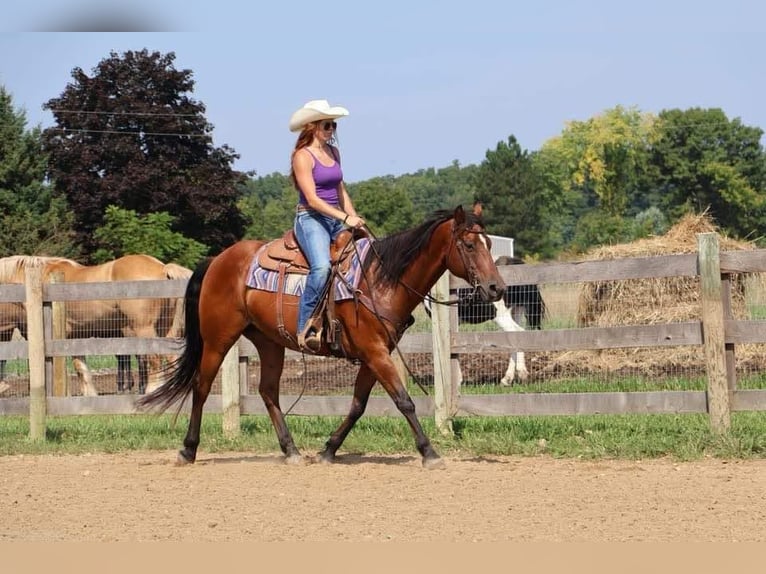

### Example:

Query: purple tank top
xmin=298 ymin=148 xmax=343 ymax=206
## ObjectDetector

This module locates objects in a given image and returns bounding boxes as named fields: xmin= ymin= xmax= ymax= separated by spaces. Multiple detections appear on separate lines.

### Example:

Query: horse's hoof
xmin=175 ymin=450 xmax=195 ymax=466
xmin=500 ymin=376 xmax=513 ymax=386
xmin=423 ymin=456 xmax=446 ymax=470
xmin=315 ymin=451 xmax=335 ymax=465
xmin=284 ymin=454 xmax=307 ymax=466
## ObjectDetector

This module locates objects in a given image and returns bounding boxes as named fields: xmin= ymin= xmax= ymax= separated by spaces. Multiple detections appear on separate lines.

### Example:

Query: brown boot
xmin=297 ymin=327 xmax=321 ymax=353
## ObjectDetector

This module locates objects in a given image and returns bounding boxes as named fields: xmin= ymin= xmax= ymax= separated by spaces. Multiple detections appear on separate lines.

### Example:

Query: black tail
xmin=136 ymin=257 xmax=213 ymax=414
xmin=504 ymin=285 xmax=546 ymax=329
xmin=495 ymin=255 xmax=546 ymax=329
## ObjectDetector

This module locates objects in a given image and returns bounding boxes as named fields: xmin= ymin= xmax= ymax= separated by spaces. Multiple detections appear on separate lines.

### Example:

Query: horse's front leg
xmin=501 ymin=352 xmax=518 ymax=386
xmin=318 ymin=364 xmax=377 ymax=464
xmin=494 ymin=301 xmax=527 ymax=385
xmin=72 ymin=356 xmax=99 ymax=396
xmin=366 ymin=350 xmax=444 ymax=469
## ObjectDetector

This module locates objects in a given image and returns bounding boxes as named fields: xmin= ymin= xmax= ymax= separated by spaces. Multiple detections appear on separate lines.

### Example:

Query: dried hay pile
xmin=539 ymin=212 xmax=765 ymax=379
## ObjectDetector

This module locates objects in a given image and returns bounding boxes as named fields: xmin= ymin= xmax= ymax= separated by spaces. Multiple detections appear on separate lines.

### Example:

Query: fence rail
xmin=2 ymin=232 xmax=766 ymax=439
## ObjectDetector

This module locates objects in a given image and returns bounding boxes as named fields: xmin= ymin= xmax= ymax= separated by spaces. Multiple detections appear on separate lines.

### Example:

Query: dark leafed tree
xmin=41 ymin=49 xmax=246 ymax=259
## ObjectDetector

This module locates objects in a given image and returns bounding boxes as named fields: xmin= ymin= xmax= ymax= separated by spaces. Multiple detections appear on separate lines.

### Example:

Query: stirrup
xmin=297 ymin=327 xmax=321 ymax=353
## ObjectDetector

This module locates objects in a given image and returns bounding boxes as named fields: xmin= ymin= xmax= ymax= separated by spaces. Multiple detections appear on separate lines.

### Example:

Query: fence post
xmin=431 ymin=272 xmax=454 ymax=436
xmin=49 ymin=272 xmax=68 ymax=396
xmin=221 ymin=339 xmax=241 ymax=437
xmin=697 ymin=232 xmax=731 ymax=432
xmin=25 ymin=263 xmax=46 ymax=441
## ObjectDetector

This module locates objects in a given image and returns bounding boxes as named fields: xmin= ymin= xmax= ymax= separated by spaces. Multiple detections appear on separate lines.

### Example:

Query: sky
xmin=1 ymin=0 xmax=764 ymax=183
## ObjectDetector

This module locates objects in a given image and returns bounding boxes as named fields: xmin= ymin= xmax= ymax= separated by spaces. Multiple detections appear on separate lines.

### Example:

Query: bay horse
xmin=0 ymin=254 xmax=191 ymax=395
xmin=137 ymin=206 xmax=505 ymax=468
xmin=425 ymin=255 xmax=546 ymax=385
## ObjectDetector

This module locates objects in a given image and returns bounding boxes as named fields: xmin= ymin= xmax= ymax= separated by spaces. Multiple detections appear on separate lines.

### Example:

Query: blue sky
xmin=1 ymin=1 xmax=763 ymax=182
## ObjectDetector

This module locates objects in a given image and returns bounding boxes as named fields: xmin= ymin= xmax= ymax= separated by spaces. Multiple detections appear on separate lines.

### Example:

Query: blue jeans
xmin=294 ymin=210 xmax=344 ymax=334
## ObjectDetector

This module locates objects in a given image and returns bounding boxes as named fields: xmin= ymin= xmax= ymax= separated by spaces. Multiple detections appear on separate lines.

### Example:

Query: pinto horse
xmin=137 ymin=206 xmax=505 ymax=468
xmin=425 ymin=255 xmax=546 ymax=385
xmin=0 ymin=254 xmax=191 ymax=395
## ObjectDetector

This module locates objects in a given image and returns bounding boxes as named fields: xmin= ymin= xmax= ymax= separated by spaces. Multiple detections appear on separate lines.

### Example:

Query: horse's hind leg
xmin=318 ymin=363 xmax=377 ymax=464
xmin=252 ymin=335 xmax=304 ymax=464
xmin=116 ymin=355 xmax=133 ymax=393
xmin=137 ymin=355 xmax=149 ymax=394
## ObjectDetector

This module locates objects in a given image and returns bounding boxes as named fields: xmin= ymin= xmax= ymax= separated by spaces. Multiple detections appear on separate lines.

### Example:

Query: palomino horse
xmin=0 ymin=254 xmax=192 ymax=395
xmin=425 ymin=255 xmax=547 ymax=385
xmin=0 ymin=302 xmax=26 ymax=394
xmin=138 ymin=206 xmax=505 ymax=468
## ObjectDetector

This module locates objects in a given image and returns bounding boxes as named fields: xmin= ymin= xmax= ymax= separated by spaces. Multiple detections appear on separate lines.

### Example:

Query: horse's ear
xmin=453 ymin=205 xmax=466 ymax=225
xmin=472 ymin=201 xmax=483 ymax=217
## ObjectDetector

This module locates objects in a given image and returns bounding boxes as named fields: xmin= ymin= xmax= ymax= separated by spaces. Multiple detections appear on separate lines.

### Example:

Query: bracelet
xmin=343 ymin=214 xmax=349 ymax=224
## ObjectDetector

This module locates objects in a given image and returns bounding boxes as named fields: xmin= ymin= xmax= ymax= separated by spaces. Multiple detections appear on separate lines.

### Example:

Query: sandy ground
xmin=1 ymin=451 xmax=764 ymax=542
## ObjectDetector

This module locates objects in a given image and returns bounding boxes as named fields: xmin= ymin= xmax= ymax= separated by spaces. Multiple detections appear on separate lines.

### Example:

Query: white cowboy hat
xmin=288 ymin=99 xmax=349 ymax=132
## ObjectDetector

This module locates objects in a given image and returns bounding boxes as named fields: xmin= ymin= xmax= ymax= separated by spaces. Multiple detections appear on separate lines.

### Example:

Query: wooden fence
xmin=2 ymin=232 xmax=766 ymax=441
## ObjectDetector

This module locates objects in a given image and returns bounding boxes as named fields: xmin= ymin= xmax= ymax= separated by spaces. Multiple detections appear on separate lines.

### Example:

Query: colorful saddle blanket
xmin=246 ymin=237 xmax=372 ymax=301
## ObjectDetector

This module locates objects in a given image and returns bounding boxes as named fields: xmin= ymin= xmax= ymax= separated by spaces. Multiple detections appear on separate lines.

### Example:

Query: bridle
xmin=446 ymin=221 xmax=490 ymax=302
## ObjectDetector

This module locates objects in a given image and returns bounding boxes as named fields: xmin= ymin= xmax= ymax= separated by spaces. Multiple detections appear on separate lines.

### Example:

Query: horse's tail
xmin=505 ymin=284 xmax=546 ymax=329
xmin=136 ymin=257 xmax=212 ymax=414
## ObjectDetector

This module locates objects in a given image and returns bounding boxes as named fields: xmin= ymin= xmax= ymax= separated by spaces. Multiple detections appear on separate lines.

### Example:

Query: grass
xmin=1 ymin=411 xmax=765 ymax=461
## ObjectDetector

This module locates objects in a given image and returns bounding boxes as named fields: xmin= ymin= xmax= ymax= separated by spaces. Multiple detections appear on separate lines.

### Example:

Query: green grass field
xmin=1 ymin=410 xmax=765 ymax=461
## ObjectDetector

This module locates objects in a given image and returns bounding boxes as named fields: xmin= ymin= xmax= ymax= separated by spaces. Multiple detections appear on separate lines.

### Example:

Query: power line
xmin=48 ymin=127 xmax=210 ymax=137
xmin=49 ymin=108 xmax=200 ymax=118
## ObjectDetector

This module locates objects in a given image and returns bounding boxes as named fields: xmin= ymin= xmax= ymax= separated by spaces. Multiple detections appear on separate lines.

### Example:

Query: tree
xmin=0 ymin=86 xmax=78 ymax=257
xmin=650 ymin=108 xmax=766 ymax=239
xmin=41 ymin=49 xmax=246 ymax=260
xmin=350 ymin=178 xmax=416 ymax=235
xmin=541 ymin=106 xmax=656 ymax=218
xmin=238 ymin=172 xmax=296 ymax=240
xmin=92 ymin=205 xmax=208 ymax=268
xmin=474 ymin=136 xmax=562 ymax=258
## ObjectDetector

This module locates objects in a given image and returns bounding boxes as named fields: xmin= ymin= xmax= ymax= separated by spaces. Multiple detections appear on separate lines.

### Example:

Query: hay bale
xmin=578 ymin=212 xmax=753 ymax=327
xmin=541 ymin=212 xmax=763 ymax=379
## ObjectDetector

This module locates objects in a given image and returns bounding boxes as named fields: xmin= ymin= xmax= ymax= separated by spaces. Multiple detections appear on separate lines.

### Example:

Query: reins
xmin=347 ymin=221 xmax=485 ymax=396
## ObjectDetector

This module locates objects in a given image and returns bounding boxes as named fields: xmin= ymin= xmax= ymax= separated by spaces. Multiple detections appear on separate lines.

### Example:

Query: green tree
xmin=350 ymin=178 xmax=416 ymax=235
xmin=541 ymin=106 xmax=655 ymax=218
xmin=0 ymin=86 xmax=78 ymax=257
xmin=41 ymin=49 xmax=246 ymax=260
xmin=650 ymin=108 xmax=766 ymax=239
xmin=238 ymin=172 xmax=296 ymax=240
xmin=92 ymin=205 xmax=208 ymax=268
xmin=474 ymin=136 xmax=561 ymax=258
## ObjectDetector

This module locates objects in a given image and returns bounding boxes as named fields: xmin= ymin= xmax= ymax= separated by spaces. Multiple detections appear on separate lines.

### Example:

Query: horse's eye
xmin=463 ymin=241 xmax=475 ymax=252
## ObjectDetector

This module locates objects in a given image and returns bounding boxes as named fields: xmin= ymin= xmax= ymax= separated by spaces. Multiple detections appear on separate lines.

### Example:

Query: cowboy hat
xmin=289 ymin=99 xmax=349 ymax=132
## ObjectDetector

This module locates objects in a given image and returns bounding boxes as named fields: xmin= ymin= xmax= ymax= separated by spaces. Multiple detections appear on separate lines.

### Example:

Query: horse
xmin=0 ymin=254 xmax=192 ymax=395
xmin=0 ymin=302 xmax=26 ymax=393
xmin=425 ymin=255 xmax=546 ymax=385
xmin=137 ymin=205 xmax=505 ymax=469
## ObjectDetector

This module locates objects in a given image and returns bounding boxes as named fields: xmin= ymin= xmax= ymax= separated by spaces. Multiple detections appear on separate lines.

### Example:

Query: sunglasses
xmin=320 ymin=121 xmax=337 ymax=131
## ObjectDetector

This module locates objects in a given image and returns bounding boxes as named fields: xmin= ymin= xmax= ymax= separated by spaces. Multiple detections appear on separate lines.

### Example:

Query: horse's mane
xmin=364 ymin=209 xmax=484 ymax=288
xmin=0 ymin=255 xmax=79 ymax=282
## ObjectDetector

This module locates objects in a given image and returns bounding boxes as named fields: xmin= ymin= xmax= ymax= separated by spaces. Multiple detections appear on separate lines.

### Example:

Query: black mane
xmin=363 ymin=208 xmax=484 ymax=288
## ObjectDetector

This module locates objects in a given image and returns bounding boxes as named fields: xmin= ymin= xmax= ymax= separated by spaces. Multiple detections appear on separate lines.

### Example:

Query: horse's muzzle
xmin=476 ymin=281 xmax=505 ymax=303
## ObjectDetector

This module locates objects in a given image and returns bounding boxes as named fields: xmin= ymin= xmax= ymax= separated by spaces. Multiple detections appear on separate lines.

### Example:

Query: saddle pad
xmin=246 ymin=238 xmax=372 ymax=301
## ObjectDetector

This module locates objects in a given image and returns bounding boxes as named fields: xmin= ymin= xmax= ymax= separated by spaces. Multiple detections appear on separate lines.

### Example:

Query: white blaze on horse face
xmin=478 ymin=234 xmax=489 ymax=252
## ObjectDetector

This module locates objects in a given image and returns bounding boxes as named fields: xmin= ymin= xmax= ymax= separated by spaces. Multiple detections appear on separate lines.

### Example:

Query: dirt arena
xmin=1 ymin=451 xmax=764 ymax=542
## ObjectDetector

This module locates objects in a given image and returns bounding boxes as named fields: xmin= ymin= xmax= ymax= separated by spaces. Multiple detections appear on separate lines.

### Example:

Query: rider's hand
xmin=346 ymin=214 xmax=365 ymax=229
